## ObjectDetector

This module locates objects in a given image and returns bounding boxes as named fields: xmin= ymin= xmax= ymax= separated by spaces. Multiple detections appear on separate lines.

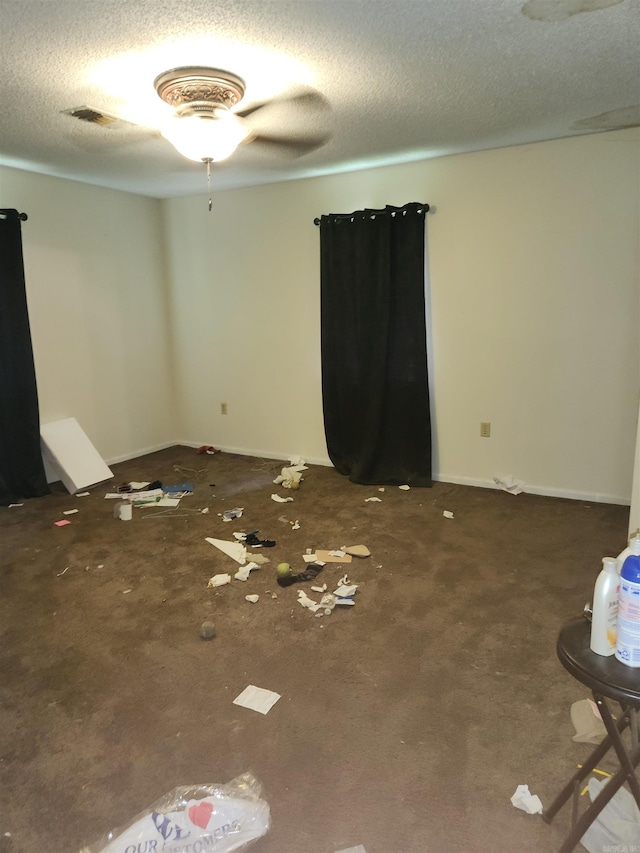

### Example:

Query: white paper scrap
xmin=207 ymin=573 xmax=231 ymax=588
xmin=155 ymin=497 xmax=180 ymax=507
xmin=245 ymin=594 xmax=260 ymax=603
xmin=63 ymin=509 xmax=79 ymax=515
xmin=8 ymin=503 xmax=23 ymax=508
xmin=205 ymin=537 xmax=247 ymax=564
xmin=235 ymin=562 xmax=259 ymax=581
xmin=292 ymin=520 xmax=300 ymax=530
xmin=76 ymin=492 xmax=91 ymax=497
xmin=233 ymin=685 xmax=281 ymax=715
xmin=105 ymin=493 xmax=122 ymax=499
xmin=510 ymin=785 xmax=543 ymax=814
xmin=303 ymin=554 xmax=318 ymax=563
xmin=336 ymin=846 xmax=368 ymax=853
xmin=311 ymin=584 xmax=327 ymax=593
xmin=399 ymin=484 xmax=411 ymax=490
xmin=130 ymin=488 xmax=164 ymax=503
xmin=494 ymin=475 xmax=525 ymax=495
xmin=271 ymin=493 xmax=294 ymax=503
xmin=334 ymin=584 xmax=358 ymax=598
xmin=443 ymin=510 xmax=454 ymax=519
xmin=129 ymin=481 xmax=150 ymax=490
xmin=365 ymin=497 xmax=382 ymax=502
xmin=297 ymin=591 xmax=322 ymax=612
xmin=329 ymin=549 xmax=346 ymax=558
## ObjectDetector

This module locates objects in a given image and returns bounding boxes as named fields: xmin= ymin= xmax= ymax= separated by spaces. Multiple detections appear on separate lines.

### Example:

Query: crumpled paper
xmin=511 ymin=784 xmax=542 ymax=814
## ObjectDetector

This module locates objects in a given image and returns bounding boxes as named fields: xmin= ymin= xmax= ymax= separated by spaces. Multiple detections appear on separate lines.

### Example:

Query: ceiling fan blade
xmin=249 ymin=132 xmax=330 ymax=156
xmin=235 ymin=89 xmax=330 ymax=119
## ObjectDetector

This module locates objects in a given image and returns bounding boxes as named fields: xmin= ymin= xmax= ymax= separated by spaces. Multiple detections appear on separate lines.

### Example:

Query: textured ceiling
xmin=0 ymin=0 xmax=638 ymax=199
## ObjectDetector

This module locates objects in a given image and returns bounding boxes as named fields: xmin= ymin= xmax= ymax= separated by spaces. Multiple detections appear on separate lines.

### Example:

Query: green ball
xmin=276 ymin=562 xmax=291 ymax=577
xmin=200 ymin=621 xmax=216 ymax=639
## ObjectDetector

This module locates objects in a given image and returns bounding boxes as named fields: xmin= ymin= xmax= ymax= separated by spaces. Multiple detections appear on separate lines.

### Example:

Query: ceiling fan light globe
xmin=161 ymin=113 xmax=249 ymax=163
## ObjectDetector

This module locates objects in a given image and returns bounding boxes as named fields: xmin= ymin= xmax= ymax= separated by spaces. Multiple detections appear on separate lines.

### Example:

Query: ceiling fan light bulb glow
xmin=161 ymin=112 xmax=249 ymax=162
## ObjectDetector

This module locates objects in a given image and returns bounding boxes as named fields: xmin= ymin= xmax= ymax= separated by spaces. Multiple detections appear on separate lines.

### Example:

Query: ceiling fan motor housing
xmin=154 ymin=67 xmax=246 ymax=117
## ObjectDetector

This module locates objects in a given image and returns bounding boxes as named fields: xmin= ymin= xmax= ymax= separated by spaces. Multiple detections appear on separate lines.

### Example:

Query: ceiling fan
xmin=64 ymin=66 xmax=331 ymax=164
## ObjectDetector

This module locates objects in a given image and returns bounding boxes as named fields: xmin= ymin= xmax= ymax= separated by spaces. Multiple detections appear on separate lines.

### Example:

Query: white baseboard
xmin=105 ymin=441 xmax=630 ymax=506
xmin=433 ymin=473 xmax=631 ymax=506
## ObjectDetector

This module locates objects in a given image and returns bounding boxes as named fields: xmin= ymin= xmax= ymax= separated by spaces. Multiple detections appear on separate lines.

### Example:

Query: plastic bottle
xmin=615 ymin=528 xmax=640 ymax=574
xmin=615 ymin=538 xmax=640 ymax=667
xmin=590 ymin=557 xmax=619 ymax=656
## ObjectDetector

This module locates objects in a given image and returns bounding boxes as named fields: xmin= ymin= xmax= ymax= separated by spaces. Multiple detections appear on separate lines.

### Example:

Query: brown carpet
xmin=0 ymin=446 xmax=631 ymax=853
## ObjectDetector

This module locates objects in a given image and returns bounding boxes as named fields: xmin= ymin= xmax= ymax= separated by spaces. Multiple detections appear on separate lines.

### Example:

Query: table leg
xmin=595 ymin=695 xmax=640 ymax=805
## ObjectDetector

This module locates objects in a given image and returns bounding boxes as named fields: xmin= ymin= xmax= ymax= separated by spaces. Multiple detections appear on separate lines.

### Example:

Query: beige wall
xmin=0 ymin=168 xmax=176 ymax=462
xmin=1 ymin=127 xmax=638 ymax=503
xmin=164 ymin=129 xmax=639 ymax=503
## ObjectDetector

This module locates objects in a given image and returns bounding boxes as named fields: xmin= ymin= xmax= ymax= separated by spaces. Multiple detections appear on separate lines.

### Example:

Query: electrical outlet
xmin=220 ymin=402 xmax=228 ymax=415
xmin=480 ymin=421 xmax=491 ymax=438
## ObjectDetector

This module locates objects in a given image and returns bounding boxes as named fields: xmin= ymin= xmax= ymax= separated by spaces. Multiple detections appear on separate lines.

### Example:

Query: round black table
xmin=543 ymin=617 xmax=640 ymax=852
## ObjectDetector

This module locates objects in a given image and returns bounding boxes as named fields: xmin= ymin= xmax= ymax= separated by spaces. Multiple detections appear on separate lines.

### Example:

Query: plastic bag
xmin=580 ymin=776 xmax=640 ymax=853
xmin=79 ymin=771 xmax=270 ymax=853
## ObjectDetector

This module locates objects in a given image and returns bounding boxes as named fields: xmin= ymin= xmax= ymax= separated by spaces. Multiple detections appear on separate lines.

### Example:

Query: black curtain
xmin=0 ymin=209 xmax=49 ymax=505
xmin=318 ymin=202 xmax=432 ymax=486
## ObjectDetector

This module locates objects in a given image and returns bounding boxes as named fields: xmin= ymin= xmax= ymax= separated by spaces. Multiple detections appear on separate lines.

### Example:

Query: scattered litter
xmin=130 ymin=488 xmax=164 ymax=505
xmin=56 ymin=567 xmax=69 ymax=576
xmin=580 ymin=776 xmax=640 ymax=853
xmin=208 ymin=573 xmax=232 ymax=588
xmin=235 ymin=562 xmax=259 ymax=582
xmin=200 ymin=620 xmax=216 ymax=639
xmin=297 ymin=590 xmax=323 ymax=613
xmin=571 ymin=698 xmax=607 ymax=744
xmin=292 ymin=519 xmax=300 ymax=530
xmin=104 ymin=493 xmax=122 ymax=499
xmin=336 ymin=846 xmax=367 ymax=853
xmin=510 ymin=784 xmax=542 ymax=814
xmin=76 ymin=492 xmax=90 ymax=497
xmin=237 ymin=530 xmax=276 ymax=548
xmin=8 ymin=503 xmax=24 ymax=507
xmin=271 ymin=494 xmax=294 ymax=503
xmin=245 ymin=594 xmax=260 ymax=604
xmin=303 ymin=553 xmax=318 ymax=563
xmin=315 ymin=549 xmax=352 ymax=564
xmin=277 ymin=563 xmax=324 ymax=588
xmin=201 ymin=507 xmax=210 ymax=514
xmin=129 ymin=481 xmax=150 ymax=490
xmin=311 ymin=584 xmax=327 ymax=593
xmin=197 ymin=445 xmax=219 ymax=454
xmin=54 ymin=519 xmax=71 ymax=527
xmin=114 ymin=501 xmax=133 ymax=521
xmin=233 ymin=685 xmax=281 ymax=715
xmin=63 ymin=508 xmax=79 ymax=515
xmin=80 ymin=772 xmax=269 ymax=852
xmin=164 ymin=482 xmax=193 ymax=496
xmin=333 ymin=580 xmax=358 ymax=605
xmin=289 ymin=455 xmax=306 ymax=466
xmin=247 ymin=552 xmax=270 ymax=566
xmin=205 ymin=537 xmax=248 ymax=564
xmin=378 ymin=487 xmax=385 ymax=492
xmin=221 ymin=507 xmax=244 ymax=521
xmin=399 ymin=484 xmax=410 ymax=490
xmin=494 ymin=475 xmax=525 ymax=495
xmin=343 ymin=544 xmax=371 ymax=558
xmin=122 ymin=589 xmax=132 ymax=595
xmin=443 ymin=510 xmax=454 ymax=519
xmin=365 ymin=497 xmax=382 ymax=502
xmin=273 ymin=463 xmax=307 ymax=490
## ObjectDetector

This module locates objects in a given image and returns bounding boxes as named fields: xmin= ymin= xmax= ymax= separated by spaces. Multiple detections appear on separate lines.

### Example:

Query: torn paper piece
xmin=245 ymin=594 xmax=259 ymax=603
xmin=235 ymin=562 xmax=259 ymax=582
xmin=289 ymin=456 xmax=307 ymax=466
xmin=273 ymin=464 xmax=306 ymax=489
xmin=105 ymin=493 xmax=123 ymax=499
xmin=303 ymin=554 xmax=318 ymax=563
xmin=129 ymin=481 xmax=150 ymax=490
xmin=207 ymin=573 xmax=232 ymax=588
xmin=8 ymin=503 xmax=24 ymax=507
xmin=315 ymin=550 xmax=352 ymax=564
xmin=334 ymin=584 xmax=358 ymax=599
xmin=365 ymin=497 xmax=382 ymax=502
xmin=130 ymin=488 xmax=164 ymax=504
xmin=153 ymin=497 xmax=181 ymax=507
xmin=311 ymin=584 xmax=327 ymax=593
xmin=399 ymin=484 xmax=411 ymax=490
xmin=335 ymin=846 xmax=368 ymax=853
xmin=510 ymin=785 xmax=542 ymax=814
xmin=271 ymin=493 xmax=294 ymax=503
xmin=292 ymin=519 xmax=300 ymax=530
xmin=205 ymin=538 xmax=247 ymax=564
xmin=233 ymin=685 xmax=281 ymax=715
xmin=343 ymin=545 xmax=371 ymax=558
xmin=63 ymin=509 xmax=79 ymax=515
xmin=494 ymin=475 xmax=525 ymax=495
xmin=54 ymin=520 xmax=71 ymax=527
xmin=571 ymin=698 xmax=607 ymax=744
xmin=221 ymin=507 xmax=244 ymax=521
xmin=247 ymin=552 xmax=270 ymax=566
xmin=76 ymin=491 xmax=90 ymax=497
xmin=297 ymin=591 xmax=323 ymax=613
xmin=443 ymin=510 xmax=454 ymax=519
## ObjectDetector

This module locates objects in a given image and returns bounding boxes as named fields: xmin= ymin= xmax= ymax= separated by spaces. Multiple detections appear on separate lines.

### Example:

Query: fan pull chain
xmin=204 ymin=158 xmax=213 ymax=212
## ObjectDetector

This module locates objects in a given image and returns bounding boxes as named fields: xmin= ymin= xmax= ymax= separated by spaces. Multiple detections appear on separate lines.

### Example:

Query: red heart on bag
xmin=188 ymin=801 xmax=213 ymax=829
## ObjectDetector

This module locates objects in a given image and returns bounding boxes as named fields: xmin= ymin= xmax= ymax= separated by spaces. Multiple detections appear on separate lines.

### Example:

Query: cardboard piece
xmin=41 ymin=417 xmax=113 ymax=495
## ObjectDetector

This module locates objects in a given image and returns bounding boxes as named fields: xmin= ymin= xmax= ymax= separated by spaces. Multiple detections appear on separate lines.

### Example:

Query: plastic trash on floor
xmin=580 ymin=776 xmax=640 ymax=853
xmin=79 ymin=771 xmax=270 ymax=852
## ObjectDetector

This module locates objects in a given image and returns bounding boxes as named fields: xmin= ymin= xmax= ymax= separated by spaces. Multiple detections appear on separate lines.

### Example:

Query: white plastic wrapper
xmin=79 ymin=772 xmax=270 ymax=853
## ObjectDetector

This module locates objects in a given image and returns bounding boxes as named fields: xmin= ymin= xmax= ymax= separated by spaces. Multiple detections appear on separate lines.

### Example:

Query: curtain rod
xmin=314 ymin=203 xmax=430 ymax=225
xmin=0 ymin=209 xmax=28 ymax=221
